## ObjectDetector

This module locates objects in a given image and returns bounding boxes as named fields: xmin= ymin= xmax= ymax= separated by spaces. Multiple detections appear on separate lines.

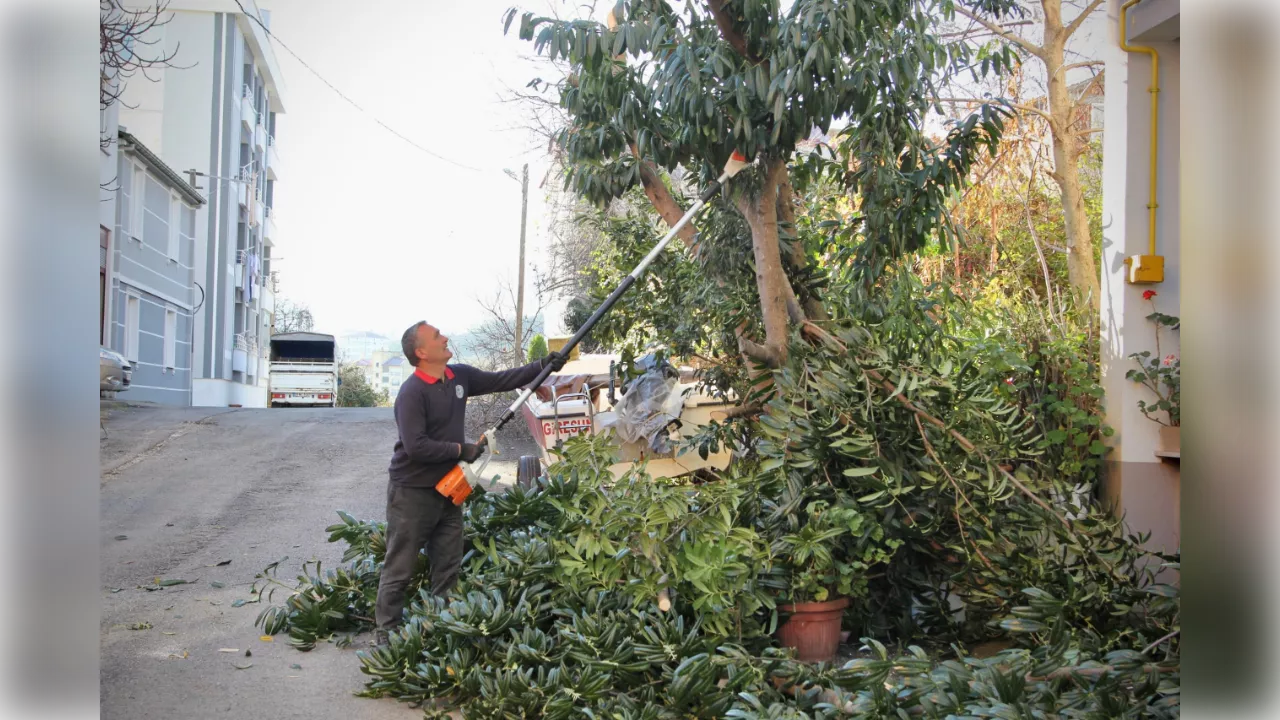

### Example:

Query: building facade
xmin=339 ymin=331 xmax=398 ymax=363
xmin=106 ymin=130 xmax=206 ymax=405
xmin=1100 ymin=0 xmax=1179 ymax=565
xmin=118 ymin=0 xmax=285 ymax=408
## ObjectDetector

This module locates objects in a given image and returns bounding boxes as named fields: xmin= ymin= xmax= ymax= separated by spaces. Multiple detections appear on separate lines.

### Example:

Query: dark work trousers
xmin=374 ymin=480 xmax=465 ymax=631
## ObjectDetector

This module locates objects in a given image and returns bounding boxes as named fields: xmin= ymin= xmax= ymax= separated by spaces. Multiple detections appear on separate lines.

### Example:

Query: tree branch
xmin=737 ymin=335 xmax=780 ymax=368
xmin=953 ymin=5 xmax=1045 ymax=60
xmin=1063 ymin=0 xmax=1106 ymax=40
xmin=630 ymin=144 xmax=699 ymax=249
xmin=722 ymin=402 xmax=763 ymax=420
xmin=705 ymin=0 xmax=759 ymax=62
xmin=1062 ymin=60 xmax=1104 ymax=73
xmin=935 ymin=97 xmax=1054 ymax=125
xmin=798 ymin=320 xmax=1120 ymax=578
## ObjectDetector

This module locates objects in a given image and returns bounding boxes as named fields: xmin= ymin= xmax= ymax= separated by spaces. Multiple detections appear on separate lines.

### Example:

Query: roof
xmin=117 ymin=129 xmax=206 ymax=207
xmin=383 ymin=357 xmax=406 ymax=367
xmin=355 ymin=359 xmax=372 ymax=367
xmin=271 ymin=332 xmax=335 ymax=342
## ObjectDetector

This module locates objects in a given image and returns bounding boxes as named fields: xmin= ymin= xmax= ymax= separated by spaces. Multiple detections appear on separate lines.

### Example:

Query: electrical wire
xmin=230 ymin=0 xmax=484 ymax=172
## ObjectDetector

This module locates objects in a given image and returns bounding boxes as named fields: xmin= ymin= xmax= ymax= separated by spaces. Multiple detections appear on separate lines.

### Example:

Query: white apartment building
xmin=356 ymin=351 xmax=409 ymax=399
xmin=118 ymin=0 xmax=285 ymax=408
xmin=339 ymin=331 xmax=398 ymax=363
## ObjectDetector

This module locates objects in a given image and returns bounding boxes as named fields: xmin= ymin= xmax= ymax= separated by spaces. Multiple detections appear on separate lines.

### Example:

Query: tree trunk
xmin=775 ymin=170 xmax=828 ymax=321
xmin=738 ymin=159 xmax=793 ymax=366
xmin=1042 ymin=0 xmax=1101 ymax=310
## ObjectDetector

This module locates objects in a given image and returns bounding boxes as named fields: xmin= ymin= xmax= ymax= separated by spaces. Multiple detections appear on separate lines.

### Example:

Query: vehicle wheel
xmin=516 ymin=455 xmax=543 ymax=489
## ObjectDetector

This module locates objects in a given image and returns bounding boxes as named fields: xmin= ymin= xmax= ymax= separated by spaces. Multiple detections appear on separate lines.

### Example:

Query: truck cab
xmin=269 ymin=332 xmax=337 ymax=408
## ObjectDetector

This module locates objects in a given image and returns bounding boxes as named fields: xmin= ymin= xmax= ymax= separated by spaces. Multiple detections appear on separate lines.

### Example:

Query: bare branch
xmin=935 ymin=97 xmax=1054 ymax=124
xmin=940 ymin=19 xmax=1034 ymax=39
xmin=100 ymin=1 xmax=186 ymax=148
xmin=1063 ymin=0 xmax=1107 ymax=40
xmin=1062 ymin=60 xmax=1104 ymax=73
xmin=953 ymin=5 xmax=1045 ymax=60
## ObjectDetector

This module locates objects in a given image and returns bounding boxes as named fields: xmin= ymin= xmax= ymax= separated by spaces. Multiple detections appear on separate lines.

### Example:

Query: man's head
xmin=401 ymin=321 xmax=452 ymax=368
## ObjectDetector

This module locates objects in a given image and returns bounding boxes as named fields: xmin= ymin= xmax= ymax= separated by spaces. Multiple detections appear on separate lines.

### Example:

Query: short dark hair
xmin=402 ymin=321 xmax=426 ymax=365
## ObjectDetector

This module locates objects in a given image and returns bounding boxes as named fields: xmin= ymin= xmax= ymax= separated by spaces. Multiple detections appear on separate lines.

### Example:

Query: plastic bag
xmin=613 ymin=367 xmax=687 ymax=454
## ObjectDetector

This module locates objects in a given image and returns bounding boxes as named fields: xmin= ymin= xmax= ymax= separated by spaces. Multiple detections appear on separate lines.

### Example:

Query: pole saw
xmin=435 ymin=151 xmax=751 ymax=506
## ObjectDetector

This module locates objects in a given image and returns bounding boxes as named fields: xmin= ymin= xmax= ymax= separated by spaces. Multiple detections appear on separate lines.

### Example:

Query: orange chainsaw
xmin=435 ymin=151 xmax=751 ymax=507
xmin=435 ymin=436 xmax=494 ymax=505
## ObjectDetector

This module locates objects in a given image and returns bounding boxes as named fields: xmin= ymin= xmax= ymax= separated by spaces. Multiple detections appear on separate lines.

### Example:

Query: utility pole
xmin=514 ymin=163 xmax=529 ymax=364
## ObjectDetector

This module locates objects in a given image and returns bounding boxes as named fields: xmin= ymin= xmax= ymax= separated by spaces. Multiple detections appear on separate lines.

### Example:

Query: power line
xmin=230 ymin=0 xmax=483 ymax=172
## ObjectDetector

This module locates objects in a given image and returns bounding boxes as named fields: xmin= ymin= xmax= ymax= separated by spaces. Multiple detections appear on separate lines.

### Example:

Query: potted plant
xmin=768 ymin=501 xmax=894 ymax=663
xmin=1125 ymin=291 xmax=1180 ymax=453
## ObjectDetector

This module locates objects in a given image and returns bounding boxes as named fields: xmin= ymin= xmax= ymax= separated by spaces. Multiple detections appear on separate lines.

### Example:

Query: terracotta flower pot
xmin=1158 ymin=425 xmax=1180 ymax=454
xmin=776 ymin=596 xmax=849 ymax=663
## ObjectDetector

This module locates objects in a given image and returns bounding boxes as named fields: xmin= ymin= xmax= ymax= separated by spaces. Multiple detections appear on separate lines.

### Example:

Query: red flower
xmin=1142 ymin=290 xmax=1157 ymax=300
xmin=1004 ymin=378 xmax=1015 ymax=386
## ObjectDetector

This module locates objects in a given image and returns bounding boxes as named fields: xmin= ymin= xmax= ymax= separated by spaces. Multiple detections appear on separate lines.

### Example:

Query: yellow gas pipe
xmin=1120 ymin=0 xmax=1164 ymax=283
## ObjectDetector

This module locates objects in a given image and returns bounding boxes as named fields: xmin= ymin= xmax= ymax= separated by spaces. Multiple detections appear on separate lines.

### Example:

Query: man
xmin=372 ymin=320 xmax=565 ymax=645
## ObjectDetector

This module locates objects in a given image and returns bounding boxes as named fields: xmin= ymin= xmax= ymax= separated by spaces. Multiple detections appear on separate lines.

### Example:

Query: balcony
xmin=240 ymin=85 xmax=256 ymax=130
xmin=261 ymin=285 xmax=275 ymax=313
xmin=267 ymin=136 xmax=280 ymax=179
xmin=238 ymin=164 xmax=252 ymax=207
xmin=263 ymin=207 xmax=276 ymax=247
xmin=253 ymin=194 xmax=265 ymax=227
xmin=254 ymin=122 xmax=267 ymax=153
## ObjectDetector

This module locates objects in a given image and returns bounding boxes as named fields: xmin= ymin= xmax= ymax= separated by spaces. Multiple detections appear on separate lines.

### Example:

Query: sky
xmin=261 ymin=0 xmax=571 ymax=343
xmin=256 ymin=0 xmax=1108 ymax=345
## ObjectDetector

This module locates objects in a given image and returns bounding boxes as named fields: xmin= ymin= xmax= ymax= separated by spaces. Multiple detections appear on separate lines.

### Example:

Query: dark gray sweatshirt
xmin=388 ymin=360 xmax=546 ymax=488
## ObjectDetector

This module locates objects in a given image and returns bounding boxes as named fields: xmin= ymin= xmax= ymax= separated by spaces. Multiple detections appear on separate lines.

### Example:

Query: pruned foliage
xmin=253 ymin=333 xmax=1178 ymax=715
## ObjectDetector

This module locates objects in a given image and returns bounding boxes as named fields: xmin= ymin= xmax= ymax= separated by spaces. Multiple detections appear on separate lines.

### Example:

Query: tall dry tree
xmin=943 ymin=0 xmax=1107 ymax=309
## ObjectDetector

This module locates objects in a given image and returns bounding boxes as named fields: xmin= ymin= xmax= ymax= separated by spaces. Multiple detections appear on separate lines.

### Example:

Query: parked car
xmin=100 ymin=346 xmax=132 ymax=394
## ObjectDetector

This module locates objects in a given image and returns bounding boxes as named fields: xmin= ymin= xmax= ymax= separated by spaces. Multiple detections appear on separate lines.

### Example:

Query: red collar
xmin=415 ymin=366 xmax=455 ymax=384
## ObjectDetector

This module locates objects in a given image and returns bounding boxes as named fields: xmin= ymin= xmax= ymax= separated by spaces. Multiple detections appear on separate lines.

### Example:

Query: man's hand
xmin=459 ymin=443 xmax=484 ymax=464
xmin=542 ymin=351 xmax=567 ymax=372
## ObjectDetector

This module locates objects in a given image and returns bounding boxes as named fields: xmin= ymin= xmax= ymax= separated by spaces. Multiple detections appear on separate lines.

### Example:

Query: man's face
xmin=415 ymin=323 xmax=452 ymax=365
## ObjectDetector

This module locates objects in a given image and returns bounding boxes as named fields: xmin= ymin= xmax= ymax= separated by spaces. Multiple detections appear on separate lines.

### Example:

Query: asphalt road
xmin=99 ymin=403 xmax=538 ymax=719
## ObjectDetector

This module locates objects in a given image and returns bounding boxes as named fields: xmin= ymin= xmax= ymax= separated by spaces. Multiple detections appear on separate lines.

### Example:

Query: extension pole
xmin=478 ymin=152 xmax=750 ymax=452
xmin=514 ymin=164 xmax=529 ymax=362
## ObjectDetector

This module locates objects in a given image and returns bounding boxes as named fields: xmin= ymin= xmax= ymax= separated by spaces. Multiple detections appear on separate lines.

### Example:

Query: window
xmin=164 ymin=309 xmax=177 ymax=370
xmin=167 ymin=194 xmax=180 ymax=261
xmin=125 ymin=296 xmax=140 ymax=362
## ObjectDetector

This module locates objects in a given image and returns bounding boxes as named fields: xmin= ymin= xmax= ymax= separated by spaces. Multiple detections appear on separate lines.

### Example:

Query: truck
xmin=268 ymin=332 xmax=337 ymax=408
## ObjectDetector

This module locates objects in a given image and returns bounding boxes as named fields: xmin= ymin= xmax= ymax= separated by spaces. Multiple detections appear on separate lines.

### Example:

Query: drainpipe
xmin=1120 ymin=0 xmax=1164 ymax=284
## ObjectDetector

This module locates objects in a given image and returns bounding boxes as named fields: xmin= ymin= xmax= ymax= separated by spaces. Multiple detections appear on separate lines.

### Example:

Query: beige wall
xmin=1100 ymin=0 xmax=1180 ymax=558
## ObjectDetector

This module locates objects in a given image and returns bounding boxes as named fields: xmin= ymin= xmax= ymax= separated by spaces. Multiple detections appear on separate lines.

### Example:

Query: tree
xmin=508 ymin=0 xmax=1017 ymax=373
xmin=470 ymin=275 xmax=553 ymax=366
xmin=272 ymin=299 xmax=315 ymax=334
xmin=940 ymin=0 xmax=1107 ymax=309
xmin=527 ymin=333 xmax=550 ymax=362
xmin=336 ymin=364 xmax=386 ymax=408
xmin=100 ymin=0 xmax=183 ymax=149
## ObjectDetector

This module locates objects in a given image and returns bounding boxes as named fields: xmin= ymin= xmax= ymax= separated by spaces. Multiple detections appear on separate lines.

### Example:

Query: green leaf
xmin=842 ymin=466 xmax=879 ymax=477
